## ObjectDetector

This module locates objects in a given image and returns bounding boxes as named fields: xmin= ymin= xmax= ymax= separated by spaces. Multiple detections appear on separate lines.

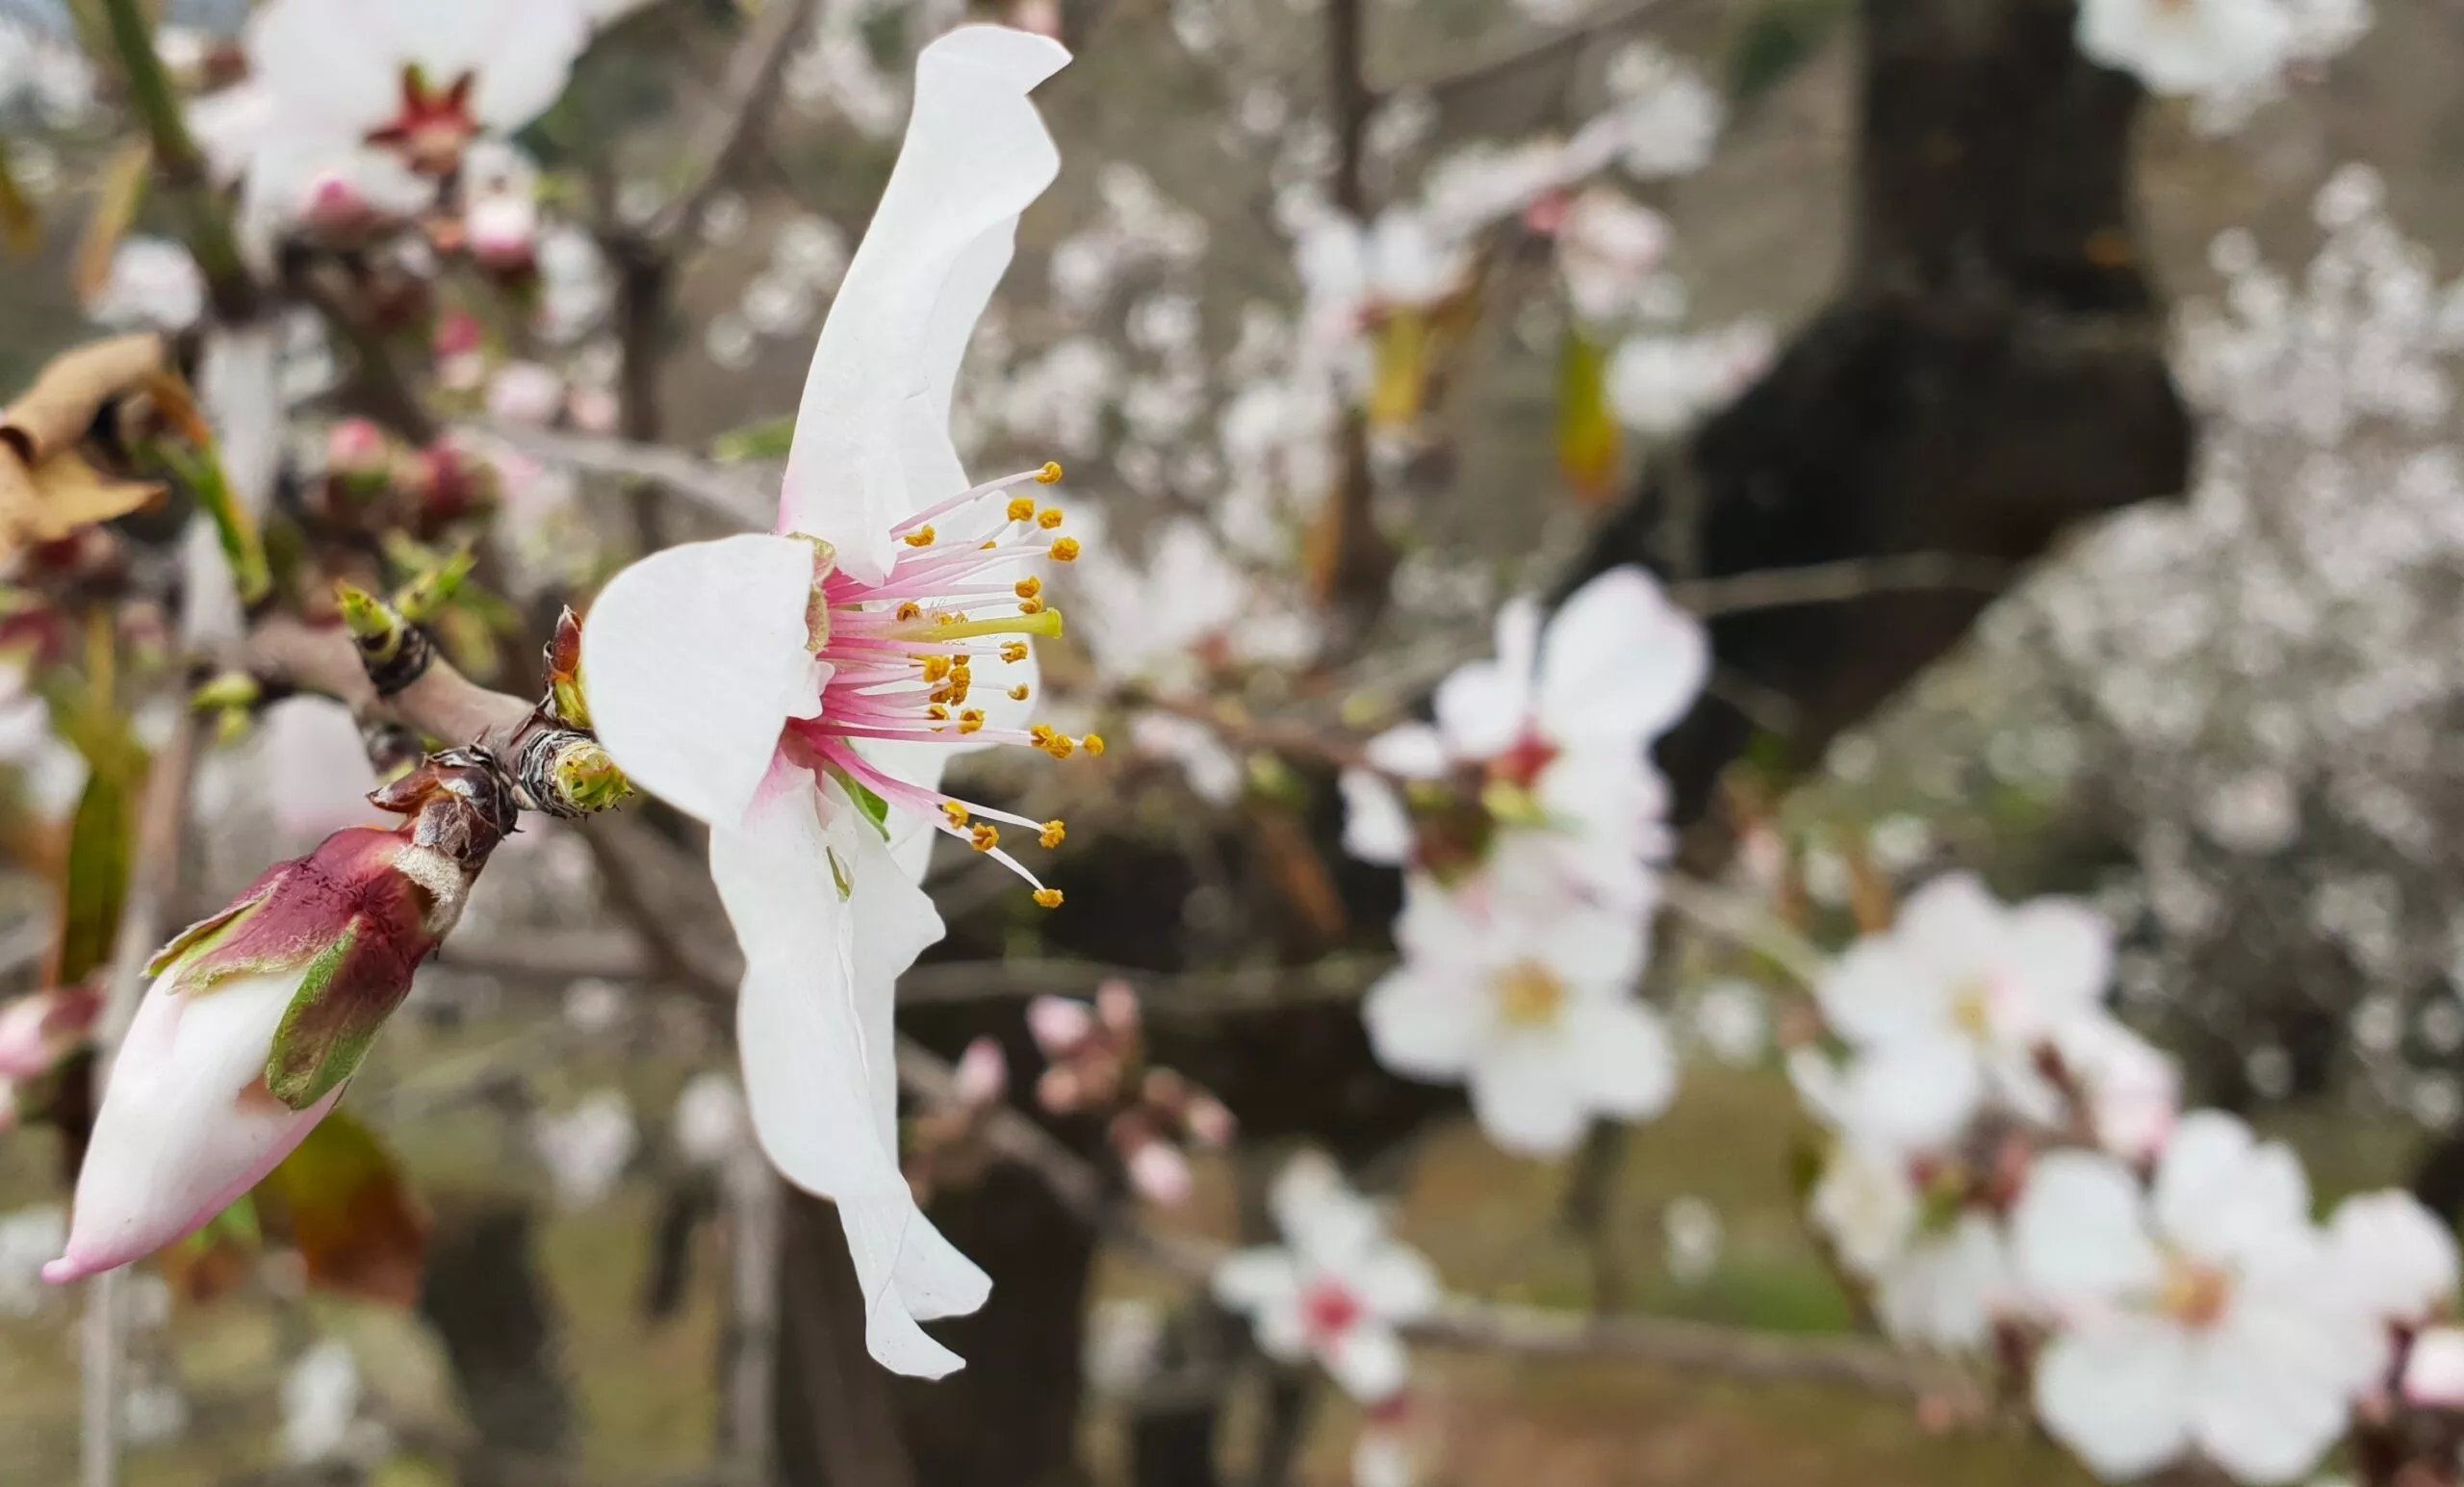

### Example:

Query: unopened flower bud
xmin=1122 ymin=1136 xmax=1192 ymax=1208
xmin=1096 ymin=980 xmax=1141 ymax=1037
xmin=326 ymin=419 xmax=389 ymax=483
xmin=2406 ymin=1329 xmax=2464 ymax=1409
xmin=0 ymin=987 xmax=99 ymax=1080
xmin=953 ymin=1037 xmax=1008 ymax=1108
xmin=1036 ymin=1064 xmax=1083 ymax=1115
xmin=1026 ymin=995 xmax=1093 ymax=1058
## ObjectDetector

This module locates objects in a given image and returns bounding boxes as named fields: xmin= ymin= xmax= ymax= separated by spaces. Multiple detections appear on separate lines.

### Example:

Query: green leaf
xmin=827 ymin=766 xmax=893 ymax=841
xmin=1557 ymin=328 xmax=1623 ymax=507
xmin=709 ymin=416 xmax=798 ymax=463
xmin=827 ymin=846 xmax=854 ymax=903
xmin=56 ymin=742 xmax=142 ymax=988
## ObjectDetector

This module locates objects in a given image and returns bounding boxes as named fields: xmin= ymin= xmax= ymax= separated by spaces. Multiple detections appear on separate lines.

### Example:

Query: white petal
xmin=582 ymin=533 xmax=820 ymax=830
xmin=1321 ymin=1322 xmax=1409 ymax=1403
xmin=1351 ymin=1244 xmax=1440 ymax=1322
xmin=49 ymin=970 xmax=341 ymax=1282
xmin=2034 ymin=1319 xmax=2195 ymax=1482
xmin=1835 ymin=1036 xmax=1985 ymax=1152
xmin=1432 ymin=598 xmax=1542 ymax=759
xmin=778 ymin=28 xmax=1069 ymax=583
xmin=245 ymin=0 xmax=406 ymax=137
xmin=2004 ymin=897 xmax=2115 ymax=1021
xmin=1892 ymin=872 xmax=2011 ymax=987
xmin=2153 ymin=1111 xmax=2311 ymax=1270
xmin=1810 ymin=1142 xmax=1918 ymax=1275
xmin=1814 ymin=938 xmax=1953 ymax=1052
xmin=1213 ymin=1245 xmax=1302 ymax=1318
xmin=2193 ymin=1295 xmax=2372 ymax=1485
xmin=464 ymin=0 xmax=593 ymax=130
xmin=2326 ymin=1190 xmax=2459 ymax=1325
xmin=1340 ymin=769 xmax=1414 ymax=866
xmin=1362 ymin=967 xmax=1488 ymax=1082
xmin=186 ymin=327 xmax=284 ymax=648
xmin=2012 ymin=1151 xmax=2162 ymax=1308
xmin=1877 ymin=1213 xmax=2009 ymax=1354
xmin=717 ymin=778 xmax=982 ymax=1377
xmin=1361 ymin=722 xmax=1450 ymax=779
xmin=1533 ymin=567 xmax=1707 ymax=744
xmin=2404 ymin=1327 xmax=2464 ymax=1408
xmin=1468 ymin=1038 xmax=1589 ymax=1157
xmin=1560 ymin=1000 xmax=1676 ymax=1121
xmin=1533 ymin=899 xmax=1652 ymax=991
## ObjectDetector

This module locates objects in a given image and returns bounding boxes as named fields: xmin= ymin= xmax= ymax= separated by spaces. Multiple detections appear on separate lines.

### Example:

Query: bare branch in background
xmin=467 ymin=420 xmax=777 ymax=528
xmin=1669 ymin=552 xmax=2018 ymax=618
xmin=645 ymin=0 xmax=825 ymax=250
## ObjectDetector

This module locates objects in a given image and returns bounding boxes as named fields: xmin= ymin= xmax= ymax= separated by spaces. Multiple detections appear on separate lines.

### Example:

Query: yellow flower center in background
xmin=1496 ymin=961 xmax=1568 ymax=1027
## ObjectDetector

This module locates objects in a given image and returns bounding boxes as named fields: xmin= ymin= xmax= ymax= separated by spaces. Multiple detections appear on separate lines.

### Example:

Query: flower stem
xmin=146 ymin=438 xmax=272 ymax=613
xmin=95 ymin=0 xmax=256 ymax=320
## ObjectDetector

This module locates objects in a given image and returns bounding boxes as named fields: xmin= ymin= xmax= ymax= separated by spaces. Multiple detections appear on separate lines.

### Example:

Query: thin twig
xmin=1668 ymin=553 xmax=2015 ymax=618
xmin=95 ymin=0 xmax=254 ymax=319
xmin=80 ymin=708 xmax=199 ymax=1487
xmin=1658 ymin=873 xmax=1828 ymax=986
xmin=645 ymin=0 xmax=824 ymax=249
xmin=1388 ymin=0 xmax=1688 ymax=102
xmin=463 ymin=421 xmax=777 ymax=528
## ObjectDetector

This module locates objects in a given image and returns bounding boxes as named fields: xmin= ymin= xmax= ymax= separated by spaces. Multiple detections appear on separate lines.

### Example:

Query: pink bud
xmin=954 ymin=1037 xmax=1008 ymax=1107
xmin=1096 ymin=979 xmax=1142 ymax=1036
xmin=0 ymin=987 xmax=97 ymax=1079
xmin=326 ymin=419 xmax=389 ymax=478
xmin=1008 ymin=0 xmax=1064 ymax=38
xmin=2407 ymin=1328 xmax=2464 ymax=1409
xmin=1125 ymin=1140 xmax=1193 ymax=1208
xmin=1027 ymin=996 xmax=1093 ymax=1057
xmin=465 ymin=192 xmax=539 ymax=273
xmin=1185 ymin=1094 xmax=1237 ymax=1150
xmin=1037 ymin=1064 xmax=1084 ymax=1115
xmin=303 ymin=175 xmax=374 ymax=237
xmin=432 ymin=311 xmax=483 ymax=360
xmin=566 ymin=386 xmax=621 ymax=435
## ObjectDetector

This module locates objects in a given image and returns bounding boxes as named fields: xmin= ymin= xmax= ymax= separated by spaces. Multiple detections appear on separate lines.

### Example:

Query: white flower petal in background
xmin=672 ymin=1070 xmax=750 ymax=1166
xmin=2075 ymin=0 xmax=2295 ymax=98
xmin=1214 ymin=1156 xmax=1439 ymax=1402
xmin=88 ymin=237 xmax=203 ymax=333
xmin=531 ymin=1090 xmax=637 ymax=1210
xmin=2324 ymin=1190 xmax=2457 ymax=1325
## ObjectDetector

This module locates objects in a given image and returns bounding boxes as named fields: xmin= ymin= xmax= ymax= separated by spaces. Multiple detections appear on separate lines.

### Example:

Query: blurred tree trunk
xmin=852 ymin=0 xmax=2194 ymax=1481
xmin=418 ymin=1199 xmax=575 ymax=1487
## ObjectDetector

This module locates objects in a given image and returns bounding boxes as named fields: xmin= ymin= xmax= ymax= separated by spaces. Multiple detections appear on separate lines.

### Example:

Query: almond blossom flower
xmin=1807 ymin=873 xmax=2116 ymax=1153
xmin=1213 ymin=1155 xmax=1440 ymax=1401
xmin=578 ymin=27 xmax=1081 ymax=1379
xmin=1809 ymin=1141 xmax=2013 ymax=1354
xmin=1339 ymin=566 xmax=1706 ymax=911
xmin=2404 ymin=1327 xmax=2464 ymax=1409
xmin=245 ymin=0 xmax=592 ymax=176
xmin=1364 ymin=880 xmax=1673 ymax=1157
xmin=2013 ymin=1113 xmax=2387 ymax=1484
xmin=47 ymin=755 xmax=518 ymax=1283
xmin=2323 ymin=1190 xmax=2457 ymax=1328
xmin=1545 ymin=187 xmax=1669 ymax=326
xmin=2075 ymin=0 xmax=2294 ymax=97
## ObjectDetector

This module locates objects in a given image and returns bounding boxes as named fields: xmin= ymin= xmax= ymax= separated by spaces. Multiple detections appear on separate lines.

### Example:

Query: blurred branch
xmin=1388 ymin=0 xmax=1686 ymax=101
xmin=1669 ymin=552 xmax=2017 ymax=617
xmin=465 ymin=420 xmax=777 ymax=527
xmin=644 ymin=0 xmax=823 ymax=249
xmin=96 ymin=0 xmax=255 ymax=320
xmin=722 ymin=1152 xmax=784 ymax=1486
xmin=80 ymin=707 xmax=198 ymax=1487
xmin=1659 ymin=872 xmax=1826 ymax=985
xmin=293 ymin=261 xmax=441 ymax=445
xmin=244 ymin=616 xmax=535 ymax=756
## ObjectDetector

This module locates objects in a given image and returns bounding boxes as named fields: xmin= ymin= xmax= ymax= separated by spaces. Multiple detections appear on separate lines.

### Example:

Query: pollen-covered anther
xmin=1030 ymin=724 xmax=1057 ymax=745
xmin=1042 ymin=734 xmax=1077 ymax=760
xmin=1036 ymin=462 xmax=1063 ymax=484
xmin=1040 ymin=820 xmax=1066 ymax=849
xmin=1084 ymin=733 xmax=1107 ymax=757
xmin=959 ymin=709 xmax=986 ymax=734
xmin=1049 ymin=537 xmax=1081 ymax=562
xmin=928 ymin=704 xmax=951 ymax=722
xmin=1018 ymin=596 xmax=1047 ymax=616
xmin=1008 ymin=683 xmax=1030 ymax=701
xmin=1007 ymin=496 xmax=1037 ymax=522
xmin=1037 ymin=508 xmax=1065 ymax=530
xmin=943 ymin=802 xmax=971 ymax=828
xmin=930 ymin=684 xmax=955 ymax=704
xmin=1014 ymin=577 xmax=1042 ymax=601
xmin=904 ymin=526 xmax=937 ymax=548
xmin=1034 ymin=888 xmax=1065 ymax=909
xmin=921 ymin=655 xmax=953 ymax=682
xmin=896 ymin=601 xmax=923 ymax=621
xmin=970 ymin=823 xmax=1000 ymax=853
xmin=1001 ymin=641 xmax=1030 ymax=663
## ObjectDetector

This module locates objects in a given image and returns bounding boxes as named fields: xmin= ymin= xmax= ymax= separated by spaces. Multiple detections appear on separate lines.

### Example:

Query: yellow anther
xmin=1036 ymin=462 xmax=1063 ymax=484
xmin=1019 ymin=597 xmax=1046 ymax=616
xmin=943 ymin=802 xmax=971 ymax=828
xmin=1014 ymin=576 xmax=1043 ymax=600
xmin=970 ymin=823 xmax=1000 ymax=853
xmin=904 ymin=526 xmax=937 ymax=548
xmin=949 ymin=679 xmax=971 ymax=705
xmin=1045 ymin=734 xmax=1077 ymax=760
xmin=1049 ymin=537 xmax=1081 ymax=562
xmin=1040 ymin=820 xmax=1066 ymax=849
xmin=1030 ymin=723 xmax=1057 ymax=744
xmin=1083 ymin=733 xmax=1107 ymax=757
xmin=1001 ymin=641 xmax=1030 ymax=663
xmin=927 ymin=704 xmax=950 ymax=722
xmin=896 ymin=601 xmax=922 ymax=621
xmin=921 ymin=655 xmax=953 ymax=682
xmin=1009 ymin=683 xmax=1030 ymax=701
xmin=930 ymin=685 xmax=954 ymax=705
xmin=1007 ymin=496 xmax=1038 ymax=522
xmin=958 ymin=709 xmax=986 ymax=734
xmin=981 ymin=540 xmax=998 ymax=551
xmin=933 ymin=610 xmax=961 ymax=627
xmin=1034 ymin=888 xmax=1065 ymax=909
xmin=1037 ymin=507 xmax=1065 ymax=530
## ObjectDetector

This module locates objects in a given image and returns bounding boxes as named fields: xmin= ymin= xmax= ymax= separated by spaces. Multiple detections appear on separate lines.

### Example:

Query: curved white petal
xmin=245 ymin=0 xmax=407 ymax=138
xmin=463 ymin=0 xmax=593 ymax=130
xmin=1468 ymin=1038 xmax=1589 ymax=1157
xmin=1432 ymin=598 xmax=1541 ymax=759
xmin=717 ymin=776 xmax=981 ymax=1377
xmin=1362 ymin=967 xmax=1487 ymax=1081
xmin=2193 ymin=1295 xmax=2372 ymax=1485
xmin=1835 ymin=1035 xmax=1984 ymax=1153
xmin=1877 ymin=1213 xmax=2008 ymax=1354
xmin=1321 ymin=1321 xmax=1409 ymax=1403
xmin=1213 ymin=1246 xmax=1303 ymax=1335
xmin=48 ymin=970 xmax=341 ymax=1282
xmin=582 ymin=533 xmax=820 ymax=830
xmin=2013 ymin=1151 xmax=2161 ymax=1307
xmin=1893 ymin=872 xmax=2009 ymax=987
xmin=2034 ymin=1319 xmax=2195 ymax=1482
xmin=1814 ymin=938 xmax=1951 ymax=1052
xmin=2325 ymin=1190 xmax=2459 ymax=1325
xmin=2005 ymin=898 xmax=2115 ymax=1020
xmin=1561 ymin=1000 xmax=1675 ymax=1121
xmin=1533 ymin=567 xmax=1707 ymax=744
xmin=2153 ymin=1111 xmax=2310 ymax=1269
xmin=1352 ymin=1244 xmax=1440 ymax=1322
xmin=779 ymin=28 xmax=1070 ymax=582
xmin=1361 ymin=722 xmax=1450 ymax=779
xmin=1340 ymin=769 xmax=1414 ymax=866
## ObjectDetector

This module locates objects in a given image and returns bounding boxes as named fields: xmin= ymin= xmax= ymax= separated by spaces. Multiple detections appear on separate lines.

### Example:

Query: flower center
xmin=1950 ymin=979 xmax=1996 ymax=1040
xmin=1495 ymin=961 xmax=1567 ymax=1027
xmin=1487 ymin=731 xmax=1561 ymax=792
xmin=783 ymin=464 xmax=1095 ymax=910
xmin=2158 ymin=1256 xmax=2230 ymax=1330
xmin=366 ymin=64 xmax=480 ymax=175
xmin=1302 ymin=1279 xmax=1363 ymax=1341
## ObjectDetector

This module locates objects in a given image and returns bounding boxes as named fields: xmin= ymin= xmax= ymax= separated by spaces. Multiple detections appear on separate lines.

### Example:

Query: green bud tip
xmin=552 ymin=739 xmax=632 ymax=813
